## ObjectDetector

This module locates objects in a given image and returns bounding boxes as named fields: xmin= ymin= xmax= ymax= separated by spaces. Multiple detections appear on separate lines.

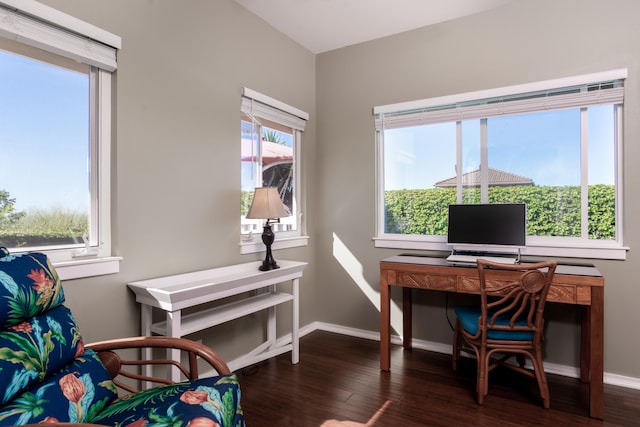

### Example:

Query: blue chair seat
xmin=455 ymin=305 xmax=533 ymax=341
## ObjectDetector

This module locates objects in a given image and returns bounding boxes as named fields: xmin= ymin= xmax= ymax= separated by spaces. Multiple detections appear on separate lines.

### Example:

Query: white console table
xmin=127 ymin=260 xmax=307 ymax=377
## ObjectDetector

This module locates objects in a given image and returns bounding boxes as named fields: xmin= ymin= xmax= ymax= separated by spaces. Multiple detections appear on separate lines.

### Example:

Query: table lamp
xmin=246 ymin=187 xmax=290 ymax=271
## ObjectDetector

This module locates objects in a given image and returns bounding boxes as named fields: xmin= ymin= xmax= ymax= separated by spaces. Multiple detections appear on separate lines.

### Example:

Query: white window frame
xmin=0 ymin=0 xmax=122 ymax=279
xmin=373 ymin=69 xmax=628 ymax=260
xmin=240 ymin=88 xmax=309 ymax=254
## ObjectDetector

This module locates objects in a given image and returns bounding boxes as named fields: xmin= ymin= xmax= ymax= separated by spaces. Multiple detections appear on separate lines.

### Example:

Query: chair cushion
xmin=90 ymin=374 xmax=245 ymax=427
xmin=0 ymin=304 xmax=85 ymax=405
xmin=0 ymin=348 xmax=118 ymax=425
xmin=455 ymin=305 xmax=534 ymax=340
xmin=0 ymin=250 xmax=65 ymax=329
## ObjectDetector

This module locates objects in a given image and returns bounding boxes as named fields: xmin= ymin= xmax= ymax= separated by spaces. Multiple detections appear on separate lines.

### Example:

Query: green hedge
xmin=385 ymin=184 xmax=615 ymax=240
xmin=0 ymin=208 xmax=88 ymax=248
xmin=241 ymin=191 xmax=253 ymax=215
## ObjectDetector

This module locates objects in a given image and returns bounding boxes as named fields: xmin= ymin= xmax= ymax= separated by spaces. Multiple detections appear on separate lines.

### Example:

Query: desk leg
xmin=380 ymin=270 xmax=393 ymax=371
xmin=588 ymin=287 xmax=605 ymax=419
xmin=166 ymin=310 xmax=182 ymax=382
xmin=580 ymin=305 xmax=591 ymax=383
xmin=292 ymin=278 xmax=300 ymax=364
xmin=403 ymin=287 xmax=413 ymax=350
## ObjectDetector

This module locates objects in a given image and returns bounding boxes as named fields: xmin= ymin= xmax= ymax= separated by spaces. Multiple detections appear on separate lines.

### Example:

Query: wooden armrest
xmin=22 ymin=424 xmax=101 ymax=426
xmin=86 ymin=336 xmax=231 ymax=393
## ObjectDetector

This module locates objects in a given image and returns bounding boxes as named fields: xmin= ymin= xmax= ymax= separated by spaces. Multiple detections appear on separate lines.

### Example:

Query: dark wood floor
xmin=236 ymin=331 xmax=640 ymax=427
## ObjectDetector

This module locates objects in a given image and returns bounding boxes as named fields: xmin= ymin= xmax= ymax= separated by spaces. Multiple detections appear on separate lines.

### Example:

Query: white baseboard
xmin=300 ymin=321 xmax=640 ymax=391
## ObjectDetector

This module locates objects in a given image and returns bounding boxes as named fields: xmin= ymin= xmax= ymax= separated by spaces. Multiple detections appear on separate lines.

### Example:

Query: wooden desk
xmin=379 ymin=255 xmax=604 ymax=419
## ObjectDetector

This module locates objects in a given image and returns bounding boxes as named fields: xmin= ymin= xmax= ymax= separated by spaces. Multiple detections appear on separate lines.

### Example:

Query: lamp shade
xmin=246 ymin=187 xmax=290 ymax=220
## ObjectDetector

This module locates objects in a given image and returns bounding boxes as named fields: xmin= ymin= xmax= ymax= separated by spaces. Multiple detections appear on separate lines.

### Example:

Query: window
xmin=240 ymin=88 xmax=309 ymax=254
xmin=0 ymin=2 xmax=121 ymax=278
xmin=374 ymin=70 xmax=627 ymax=260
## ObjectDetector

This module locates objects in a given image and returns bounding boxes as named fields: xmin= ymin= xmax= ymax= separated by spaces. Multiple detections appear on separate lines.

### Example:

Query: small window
xmin=374 ymin=70 xmax=627 ymax=259
xmin=240 ymin=88 xmax=309 ymax=253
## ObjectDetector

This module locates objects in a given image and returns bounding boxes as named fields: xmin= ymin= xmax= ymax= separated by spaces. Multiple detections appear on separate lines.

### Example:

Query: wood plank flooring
xmin=237 ymin=331 xmax=640 ymax=426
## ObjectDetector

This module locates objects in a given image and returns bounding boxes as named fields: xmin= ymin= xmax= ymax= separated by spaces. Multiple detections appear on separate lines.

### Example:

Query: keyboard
xmin=446 ymin=254 xmax=517 ymax=265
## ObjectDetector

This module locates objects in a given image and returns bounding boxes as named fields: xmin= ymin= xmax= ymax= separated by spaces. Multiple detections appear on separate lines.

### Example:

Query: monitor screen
xmin=447 ymin=203 xmax=526 ymax=248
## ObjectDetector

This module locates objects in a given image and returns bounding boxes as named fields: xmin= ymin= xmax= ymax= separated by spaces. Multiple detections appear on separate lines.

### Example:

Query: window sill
xmin=373 ymin=237 xmax=628 ymax=261
xmin=240 ymin=235 xmax=309 ymax=255
xmin=53 ymin=256 xmax=122 ymax=280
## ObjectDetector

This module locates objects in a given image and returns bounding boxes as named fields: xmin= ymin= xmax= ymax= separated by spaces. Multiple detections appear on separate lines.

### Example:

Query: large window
xmin=374 ymin=70 xmax=627 ymax=259
xmin=240 ymin=88 xmax=309 ymax=253
xmin=0 ymin=1 xmax=120 ymax=277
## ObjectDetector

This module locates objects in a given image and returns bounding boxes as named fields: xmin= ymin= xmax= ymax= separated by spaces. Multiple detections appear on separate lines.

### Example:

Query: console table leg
xmin=141 ymin=304 xmax=153 ymax=388
xmin=292 ymin=278 xmax=300 ymax=364
xmin=267 ymin=286 xmax=276 ymax=351
xmin=166 ymin=310 xmax=182 ymax=382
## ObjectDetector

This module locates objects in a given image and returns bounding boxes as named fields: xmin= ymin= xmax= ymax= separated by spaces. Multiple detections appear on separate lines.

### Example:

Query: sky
xmin=1 ymin=47 xmax=616 ymax=215
xmin=384 ymin=105 xmax=615 ymax=191
xmin=0 ymin=49 xmax=89 ymax=213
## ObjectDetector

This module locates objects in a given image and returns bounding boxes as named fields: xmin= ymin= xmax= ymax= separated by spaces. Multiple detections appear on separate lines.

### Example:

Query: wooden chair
xmin=452 ymin=259 xmax=557 ymax=408
xmin=0 ymin=248 xmax=244 ymax=426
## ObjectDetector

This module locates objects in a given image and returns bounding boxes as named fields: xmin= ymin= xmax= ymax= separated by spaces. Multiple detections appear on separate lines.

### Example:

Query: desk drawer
xmin=547 ymin=285 xmax=578 ymax=304
xmin=457 ymin=277 xmax=577 ymax=303
xmin=458 ymin=277 xmax=508 ymax=294
xmin=397 ymin=272 xmax=455 ymax=291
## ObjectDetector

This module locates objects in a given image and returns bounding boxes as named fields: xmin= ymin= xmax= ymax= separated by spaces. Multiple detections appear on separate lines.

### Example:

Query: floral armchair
xmin=0 ymin=247 xmax=245 ymax=426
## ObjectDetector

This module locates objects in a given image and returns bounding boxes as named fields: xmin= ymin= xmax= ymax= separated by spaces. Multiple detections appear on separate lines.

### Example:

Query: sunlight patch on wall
xmin=332 ymin=233 xmax=403 ymax=334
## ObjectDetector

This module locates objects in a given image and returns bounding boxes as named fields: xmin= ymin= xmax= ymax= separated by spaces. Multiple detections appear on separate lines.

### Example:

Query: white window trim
xmin=0 ymin=0 xmax=122 ymax=278
xmin=0 ymin=0 xmax=119 ymax=70
xmin=374 ymin=69 xmax=628 ymax=116
xmin=374 ymin=69 xmax=629 ymax=261
xmin=240 ymin=235 xmax=310 ymax=255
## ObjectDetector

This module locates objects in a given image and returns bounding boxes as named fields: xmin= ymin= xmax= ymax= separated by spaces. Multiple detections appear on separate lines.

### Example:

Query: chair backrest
xmin=476 ymin=259 xmax=557 ymax=342
xmin=0 ymin=247 xmax=118 ymax=425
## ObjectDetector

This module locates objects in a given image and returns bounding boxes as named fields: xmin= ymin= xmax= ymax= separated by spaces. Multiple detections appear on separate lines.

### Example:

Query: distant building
xmin=434 ymin=168 xmax=533 ymax=188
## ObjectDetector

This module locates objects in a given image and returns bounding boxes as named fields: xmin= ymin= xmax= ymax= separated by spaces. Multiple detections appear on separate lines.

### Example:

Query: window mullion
xmin=480 ymin=119 xmax=488 ymax=203
xmin=455 ymin=121 xmax=462 ymax=203
xmin=256 ymin=124 xmax=264 ymax=187
xmin=580 ymin=108 xmax=589 ymax=238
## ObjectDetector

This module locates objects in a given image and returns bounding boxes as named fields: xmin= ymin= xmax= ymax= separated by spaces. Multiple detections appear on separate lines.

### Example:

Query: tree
xmin=0 ymin=190 xmax=25 ymax=227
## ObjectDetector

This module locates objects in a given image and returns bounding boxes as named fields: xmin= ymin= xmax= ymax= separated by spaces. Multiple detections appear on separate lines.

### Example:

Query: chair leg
xmin=477 ymin=346 xmax=488 ymax=405
xmin=516 ymin=353 xmax=526 ymax=368
xmin=531 ymin=350 xmax=550 ymax=409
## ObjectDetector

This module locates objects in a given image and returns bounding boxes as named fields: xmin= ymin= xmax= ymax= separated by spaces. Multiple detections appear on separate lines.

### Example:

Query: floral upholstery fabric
xmin=91 ymin=375 xmax=244 ymax=427
xmin=0 ymin=348 xmax=117 ymax=425
xmin=0 ymin=304 xmax=87 ymax=405
xmin=0 ymin=250 xmax=65 ymax=329
xmin=0 ymin=248 xmax=246 ymax=426
xmin=0 ymin=249 xmax=119 ymax=425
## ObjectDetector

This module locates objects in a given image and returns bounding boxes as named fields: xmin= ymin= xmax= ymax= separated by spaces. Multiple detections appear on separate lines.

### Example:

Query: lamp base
xmin=258 ymin=223 xmax=280 ymax=271
xmin=259 ymin=259 xmax=280 ymax=271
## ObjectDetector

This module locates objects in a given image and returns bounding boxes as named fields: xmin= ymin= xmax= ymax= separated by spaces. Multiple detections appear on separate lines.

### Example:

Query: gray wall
xmin=316 ymin=0 xmax=640 ymax=379
xmin=40 ymin=0 xmax=317 ymax=361
xmin=40 ymin=0 xmax=640 ymax=381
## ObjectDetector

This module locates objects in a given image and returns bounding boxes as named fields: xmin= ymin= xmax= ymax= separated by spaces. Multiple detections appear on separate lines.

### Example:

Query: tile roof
xmin=434 ymin=168 xmax=533 ymax=188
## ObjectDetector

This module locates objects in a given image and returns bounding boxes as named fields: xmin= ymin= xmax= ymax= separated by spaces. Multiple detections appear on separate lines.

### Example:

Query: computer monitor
xmin=447 ymin=203 xmax=526 ymax=250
